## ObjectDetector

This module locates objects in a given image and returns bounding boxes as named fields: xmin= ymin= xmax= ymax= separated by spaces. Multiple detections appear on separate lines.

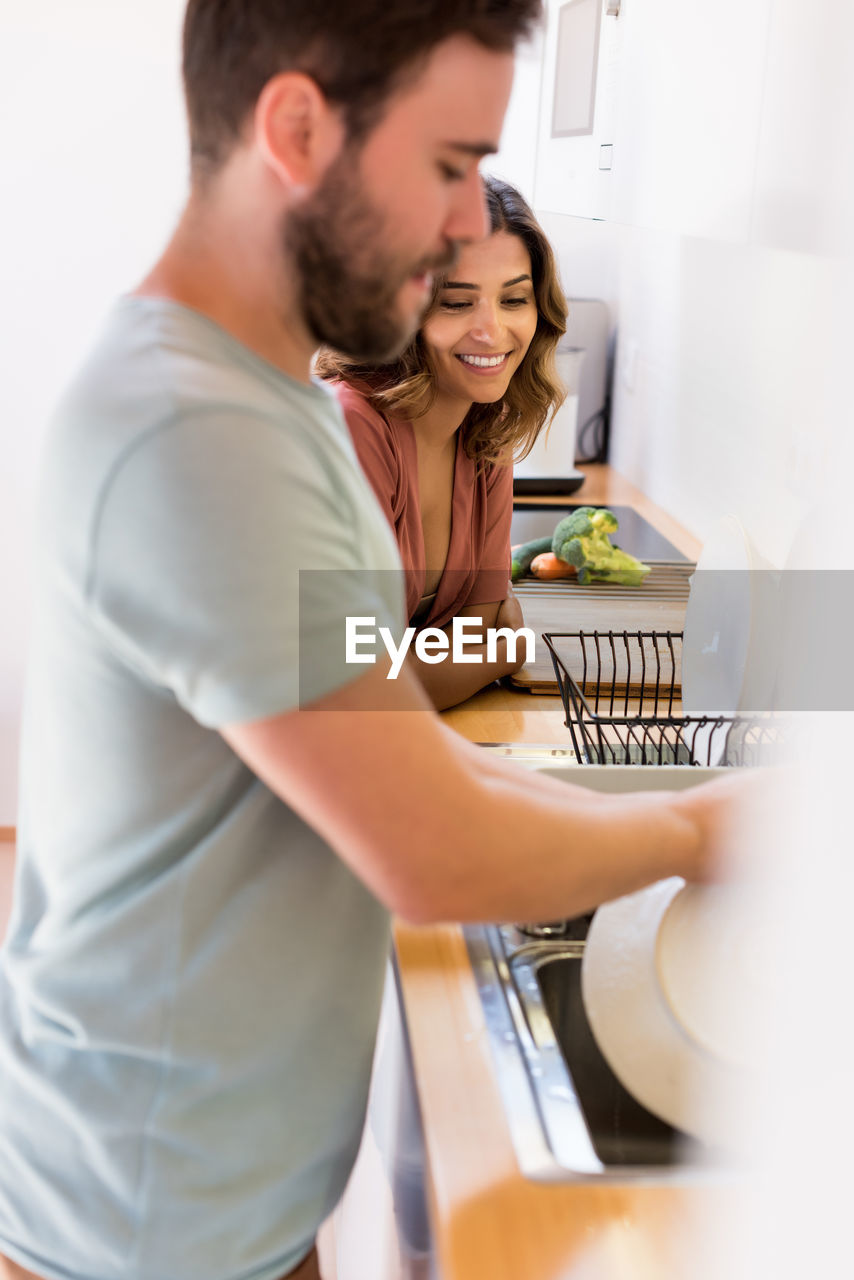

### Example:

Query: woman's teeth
xmin=458 ymin=353 xmax=508 ymax=368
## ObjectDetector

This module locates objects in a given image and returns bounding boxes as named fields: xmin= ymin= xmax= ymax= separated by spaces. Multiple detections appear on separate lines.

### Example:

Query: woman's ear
xmin=254 ymin=72 xmax=346 ymax=190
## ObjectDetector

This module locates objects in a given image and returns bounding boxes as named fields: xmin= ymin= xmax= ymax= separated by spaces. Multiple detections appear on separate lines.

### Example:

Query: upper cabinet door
xmin=748 ymin=0 xmax=854 ymax=259
xmin=533 ymin=0 xmax=621 ymax=220
xmin=533 ymin=0 xmax=771 ymax=233
xmin=527 ymin=0 xmax=853 ymax=254
xmin=607 ymin=0 xmax=771 ymax=242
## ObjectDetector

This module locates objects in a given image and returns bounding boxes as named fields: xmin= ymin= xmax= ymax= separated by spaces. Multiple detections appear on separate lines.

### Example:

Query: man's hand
xmin=672 ymin=767 xmax=786 ymax=884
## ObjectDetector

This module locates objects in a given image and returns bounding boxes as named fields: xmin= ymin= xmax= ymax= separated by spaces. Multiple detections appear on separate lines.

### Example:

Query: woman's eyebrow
xmin=441 ymin=274 xmax=533 ymax=290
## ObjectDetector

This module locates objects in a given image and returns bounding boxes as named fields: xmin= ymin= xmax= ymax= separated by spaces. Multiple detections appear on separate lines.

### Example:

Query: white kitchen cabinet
xmin=533 ymin=0 xmax=622 ymax=220
xmin=531 ymin=0 xmax=845 ymax=251
xmin=608 ymin=0 xmax=772 ymax=242
xmin=748 ymin=0 xmax=854 ymax=258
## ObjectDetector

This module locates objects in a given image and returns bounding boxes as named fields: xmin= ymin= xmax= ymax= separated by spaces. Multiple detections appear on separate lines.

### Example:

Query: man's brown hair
xmin=182 ymin=0 xmax=542 ymax=178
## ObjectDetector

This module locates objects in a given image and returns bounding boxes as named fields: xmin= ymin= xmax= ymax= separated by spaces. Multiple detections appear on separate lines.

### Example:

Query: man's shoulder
xmin=38 ymin=301 xmax=362 ymax=567
xmin=93 ymin=297 xmax=328 ymax=419
xmin=50 ymin=299 xmax=345 ymax=477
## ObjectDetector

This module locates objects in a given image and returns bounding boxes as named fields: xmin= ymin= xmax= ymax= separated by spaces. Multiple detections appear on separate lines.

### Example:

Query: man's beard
xmin=287 ymin=150 xmax=456 ymax=363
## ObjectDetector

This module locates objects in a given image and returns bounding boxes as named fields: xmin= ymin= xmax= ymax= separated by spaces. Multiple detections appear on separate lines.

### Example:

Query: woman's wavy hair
xmin=316 ymin=175 xmax=568 ymax=467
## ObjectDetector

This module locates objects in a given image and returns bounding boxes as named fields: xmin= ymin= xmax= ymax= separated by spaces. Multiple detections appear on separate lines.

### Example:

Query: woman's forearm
xmin=405 ymin=633 xmax=525 ymax=710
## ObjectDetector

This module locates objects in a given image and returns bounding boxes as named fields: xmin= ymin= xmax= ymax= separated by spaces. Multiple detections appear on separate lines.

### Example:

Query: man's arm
xmin=222 ymin=658 xmax=750 ymax=925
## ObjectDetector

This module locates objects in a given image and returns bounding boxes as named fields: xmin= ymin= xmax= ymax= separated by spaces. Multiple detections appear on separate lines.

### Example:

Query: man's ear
xmin=254 ymin=72 xmax=345 ymax=189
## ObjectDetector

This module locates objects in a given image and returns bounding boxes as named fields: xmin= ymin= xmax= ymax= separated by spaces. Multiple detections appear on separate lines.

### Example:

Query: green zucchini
xmin=510 ymin=534 xmax=554 ymax=582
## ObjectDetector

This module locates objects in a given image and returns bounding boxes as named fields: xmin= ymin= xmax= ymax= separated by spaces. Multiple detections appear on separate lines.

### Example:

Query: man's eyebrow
xmin=443 ymin=140 xmax=500 ymax=157
xmin=442 ymin=274 xmax=533 ymax=290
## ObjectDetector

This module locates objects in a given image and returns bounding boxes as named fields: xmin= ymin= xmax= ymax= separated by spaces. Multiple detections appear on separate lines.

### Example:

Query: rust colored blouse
xmin=335 ymin=383 xmax=513 ymax=629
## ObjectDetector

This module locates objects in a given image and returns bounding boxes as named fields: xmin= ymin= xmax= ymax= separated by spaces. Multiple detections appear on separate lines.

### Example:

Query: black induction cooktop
xmin=510 ymin=503 xmax=690 ymax=563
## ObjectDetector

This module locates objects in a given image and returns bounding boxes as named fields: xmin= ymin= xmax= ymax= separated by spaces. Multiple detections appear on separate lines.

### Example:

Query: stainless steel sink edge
xmin=464 ymin=923 xmax=736 ymax=1186
xmin=465 ymin=924 xmax=595 ymax=1183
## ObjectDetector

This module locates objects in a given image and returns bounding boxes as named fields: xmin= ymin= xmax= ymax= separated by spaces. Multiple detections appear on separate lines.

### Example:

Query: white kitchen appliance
xmin=514 ymin=297 xmax=611 ymax=495
xmin=513 ymin=346 xmax=585 ymax=493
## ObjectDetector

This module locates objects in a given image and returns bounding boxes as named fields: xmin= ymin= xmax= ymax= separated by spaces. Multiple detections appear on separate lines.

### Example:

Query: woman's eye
xmin=439 ymin=299 xmax=472 ymax=311
xmin=438 ymin=161 xmax=465 ymax=182
xmin=503 ymin=296 xmax=532 ymax=308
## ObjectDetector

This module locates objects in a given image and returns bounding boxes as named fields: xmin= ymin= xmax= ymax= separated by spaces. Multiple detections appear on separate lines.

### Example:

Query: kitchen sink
xmin=464 ymin=762 xmax=737 ymax=1183
xmin=535 ymin=946 xmax=694 ymax=1166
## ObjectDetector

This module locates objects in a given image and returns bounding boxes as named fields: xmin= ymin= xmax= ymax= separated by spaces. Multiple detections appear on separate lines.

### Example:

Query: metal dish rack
xmin=542 ymin=630 xmax=785 ymax=766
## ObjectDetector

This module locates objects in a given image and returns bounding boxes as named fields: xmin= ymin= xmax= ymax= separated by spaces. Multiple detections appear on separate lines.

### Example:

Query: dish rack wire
xmin=542 ymin=630 xmax=786 ymax=767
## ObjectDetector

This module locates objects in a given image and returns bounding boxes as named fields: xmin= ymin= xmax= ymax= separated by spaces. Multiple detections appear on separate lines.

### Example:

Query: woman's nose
xmin=469 ymin=304 xmax=504 ymax=344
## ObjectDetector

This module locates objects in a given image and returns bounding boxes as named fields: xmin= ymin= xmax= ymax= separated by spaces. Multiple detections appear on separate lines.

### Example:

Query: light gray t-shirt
xmin=0 ymin=299 xmax=406 ymax=1280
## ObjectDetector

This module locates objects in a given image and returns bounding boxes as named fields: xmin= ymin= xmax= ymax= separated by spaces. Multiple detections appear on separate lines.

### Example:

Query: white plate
xmin=581 ymin=878 xmax=762 ymax=1148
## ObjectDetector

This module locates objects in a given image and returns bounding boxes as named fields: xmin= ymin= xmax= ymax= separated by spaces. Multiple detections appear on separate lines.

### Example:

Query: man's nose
xmin=444 ymin=168 xmax=490 ymax=244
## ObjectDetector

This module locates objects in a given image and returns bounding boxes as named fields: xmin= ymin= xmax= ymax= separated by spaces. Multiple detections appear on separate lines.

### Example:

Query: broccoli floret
xmin=551 ymin=507 xmax=651 ymax=587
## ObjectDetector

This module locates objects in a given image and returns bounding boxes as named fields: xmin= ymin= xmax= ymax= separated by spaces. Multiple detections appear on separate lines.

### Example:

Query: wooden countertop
xmin=393 ymin=466 xmax=725 ymax=1280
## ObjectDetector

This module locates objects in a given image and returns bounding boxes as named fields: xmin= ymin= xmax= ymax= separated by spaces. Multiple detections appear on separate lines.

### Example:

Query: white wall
xmin=0 ymin=2 xmax=189 ymax=822
xmin=608 ymin=231 xmax=848 ymax=563
xmin=486 ymin=27 xmax=543 ymax=204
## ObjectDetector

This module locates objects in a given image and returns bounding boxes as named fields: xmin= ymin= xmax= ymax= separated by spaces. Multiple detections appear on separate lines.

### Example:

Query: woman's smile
xmin=456 ymin=351 xmax=512 ymax=372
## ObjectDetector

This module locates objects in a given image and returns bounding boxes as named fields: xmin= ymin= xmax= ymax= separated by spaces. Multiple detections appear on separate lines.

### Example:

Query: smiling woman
xmin=421 ymin=231 xmax=539 ymax=415
xmin=316 ymin=175 xmax=567 ymax=709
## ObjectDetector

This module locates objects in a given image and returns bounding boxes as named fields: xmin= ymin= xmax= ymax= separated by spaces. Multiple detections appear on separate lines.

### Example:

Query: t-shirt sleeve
xmin=86 ymin=408 xmax=405 ymax=726
xmin=464 ymin=460 xmax=514 ymax=607
xmin=334 ymin=385 xmax=400 ymax=534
